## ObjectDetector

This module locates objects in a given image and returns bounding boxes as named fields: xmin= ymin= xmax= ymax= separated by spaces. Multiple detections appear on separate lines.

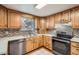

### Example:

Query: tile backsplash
xmin=0 ymin=29 xmax=20 ymax=37
xmin=0 ymin=29 xmax=37 ymax=38
xmin=73 ymin=29 xmax=79 ymax=38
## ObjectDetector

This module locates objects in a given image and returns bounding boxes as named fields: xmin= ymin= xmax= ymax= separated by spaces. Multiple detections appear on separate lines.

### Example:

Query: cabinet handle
xmin=76 ymin=49 xmax=79 ymax=50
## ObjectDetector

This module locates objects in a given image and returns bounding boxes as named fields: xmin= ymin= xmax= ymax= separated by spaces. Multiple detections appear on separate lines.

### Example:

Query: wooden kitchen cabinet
xmin=46 ymin=16 xmax=55 ymax=30
xmin=54 ymin=13 xmax=62 ymax=24
xmin=71 ymin=7 xmax=79 ymax=29
xmin=39 ymin=18 xmax=47 ymax=34
xmin=44 ymin=36 xmax=52 ymax=51
xmin=61 ymin=10 xmax=71 ymax=23
xmin=26 ymin=38 xmax=34 ymax=53
xmin=26 ymin=36 xmax=43 ymax=53
xmin=26 ymin=35 xmax=52 ymax=53
xmin=35 ymin=17 xmax=41 ymax=33
xmin=46 ymin=17 xmax=50 ymax=29
xmin=35 ymin=17 xmax=48 ymax=34
xmin=0 ymin=6 xmax=7 ymax=29
xmin=8 ymin=10 xmax=21 ymax=29
xmin=35 ymin=17 xmax=40 ymax=29
xmin=33 ymin=36 xmax=40 ymax=49
xmin=49 ymin=16 xmax=55 ymax=29
xmin=37 ymin=35 xmax=43 ymax=47
xmin=71 ymin=42 xmax=79 ymax=55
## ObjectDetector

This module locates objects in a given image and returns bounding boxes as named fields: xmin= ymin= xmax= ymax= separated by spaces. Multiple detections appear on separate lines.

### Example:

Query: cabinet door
xmin=62 ymin=10 xmax=71 ymax=23
xmin=35 ymin=17 xmax=40 ymax=33
xmin=71 ymin=42 xmax=79 ymax=55
xmin=44 ymin=36 xmax=52 ymax=51
xmin=54 ymin=13 xmax=62 ymax=24
xmin=46 ymin=16 xmax=55 ymax=29
xmin=0 ymin=6 xmax=7 ymax=29
xmin=26 ymin=38 xmax=34 ymax=53
xmin=8 ymin=10 xmax=21 ymax=29
xmin=71 ymin=7 xmax=79 ymax=29
xmin=46 ymin=17 xmax=50 ymax=29
xmin=33 ymin=37 xmax=39 ymax=49
xmin=71 ymin=45 xmax=79 ymax=55
xmin=49 ymin=16 xmax=55 ymax=29
xmin=38 ymin=36 xmax=43 ymax=47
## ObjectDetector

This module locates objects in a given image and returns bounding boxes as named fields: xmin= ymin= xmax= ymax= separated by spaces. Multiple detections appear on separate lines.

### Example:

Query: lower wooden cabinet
xmin=26 ymin=38 xmax=34 ymax=52
xmin=71 ymin=42 xmax=79 ymax=55
xmin=25 ymin=38 xmax=32 ymax=52
xmin=26 ymin=36 xmax=43 ymax=53
xmin=38 ymin=36 xmax=44 ymax=47
xmin=26 ymin=35 xmax=52 ymax=53
xmin=33 ymin=36 xmax=41 ymax=50
xmin=44 ymin=36 xmax=52 ymax=51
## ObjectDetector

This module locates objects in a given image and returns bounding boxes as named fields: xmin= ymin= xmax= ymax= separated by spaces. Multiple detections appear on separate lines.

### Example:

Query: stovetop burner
xmin=52 ymin=37 xmax=70 ymax=41
xmin=52 ymin=34 xmax=73 ymax=41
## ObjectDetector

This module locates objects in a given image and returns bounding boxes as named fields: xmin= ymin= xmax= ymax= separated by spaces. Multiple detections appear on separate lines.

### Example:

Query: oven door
xmin=53 ymin=39 xmax=70 ymax=55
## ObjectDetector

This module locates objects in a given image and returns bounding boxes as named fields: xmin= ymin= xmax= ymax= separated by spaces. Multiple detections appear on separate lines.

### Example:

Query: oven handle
xmin=53 ymin=39 xmax=70 ymax=43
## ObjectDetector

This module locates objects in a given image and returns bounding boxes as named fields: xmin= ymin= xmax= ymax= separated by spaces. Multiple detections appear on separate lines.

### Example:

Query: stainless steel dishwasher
xmin=8 ymin=38 xmax=26 ymax=55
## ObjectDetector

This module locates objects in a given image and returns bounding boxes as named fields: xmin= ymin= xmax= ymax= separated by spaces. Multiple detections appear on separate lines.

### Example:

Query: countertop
xmin=71 ymin=38 xmax=79 ymax=42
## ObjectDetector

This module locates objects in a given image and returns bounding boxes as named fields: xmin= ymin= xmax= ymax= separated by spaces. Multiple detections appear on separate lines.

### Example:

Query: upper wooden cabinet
xmin=71 ymin=7 xmax=79 ymax=29
xmin=35 ymin=17 xmax=40 ymax=29
xmin=34 ymin=17 xmax=41 ymax=33
xmin=49 ymin=16 xmax=55 ymax=29
xmin=35 ymin=17 xmax=47 ymax=34
xmin=61 ymin=10 xmax=71 ymax=23
xmin=54 ymin=10 xmax=71 ymax=24
xmin=40 ymin=18 xmax=47 ymax=34
xmin=8 ymin=10 xmax=21 ymax=29
xmin=54 ymin=13 xmax=62 ymax=24
xmin=0 ymin=6 xmax=7 ymax=29
xmin=46 ymin=16 xmax=55 ymax=29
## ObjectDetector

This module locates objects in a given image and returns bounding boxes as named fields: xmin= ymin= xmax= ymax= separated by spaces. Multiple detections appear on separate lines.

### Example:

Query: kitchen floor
xmin=27 ymin=48 xmax=53 ymax=55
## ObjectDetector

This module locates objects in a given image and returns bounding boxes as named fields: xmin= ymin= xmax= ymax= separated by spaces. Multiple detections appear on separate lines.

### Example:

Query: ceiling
xmin=2 ymin=4 xmax=79 ymax=17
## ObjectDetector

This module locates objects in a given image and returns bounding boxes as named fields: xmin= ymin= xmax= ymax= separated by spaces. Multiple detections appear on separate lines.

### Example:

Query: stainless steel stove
xmin=52 ymin=32 xmax=73 ymax=55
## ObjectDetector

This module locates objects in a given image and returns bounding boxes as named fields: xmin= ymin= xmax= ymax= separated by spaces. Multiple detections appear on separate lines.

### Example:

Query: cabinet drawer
xmin=71 ymin=46 xmax=79 ymax=55
xmin=71 ymin=42 xmax=79 ymax=47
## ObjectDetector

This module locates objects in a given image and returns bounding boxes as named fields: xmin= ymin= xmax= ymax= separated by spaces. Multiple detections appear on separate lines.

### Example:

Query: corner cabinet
xmin=44 ymin=36 xmax=52 ymax=51
xmin=0 ymin=6 xmax=7 ymax=29
xmin=71 ymin=7 xmax=79 ymax=29
xmin=8 ymin=10 xmax=21 ymax=29
xmin=26 ymin=36 xmax=43 ymax=53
